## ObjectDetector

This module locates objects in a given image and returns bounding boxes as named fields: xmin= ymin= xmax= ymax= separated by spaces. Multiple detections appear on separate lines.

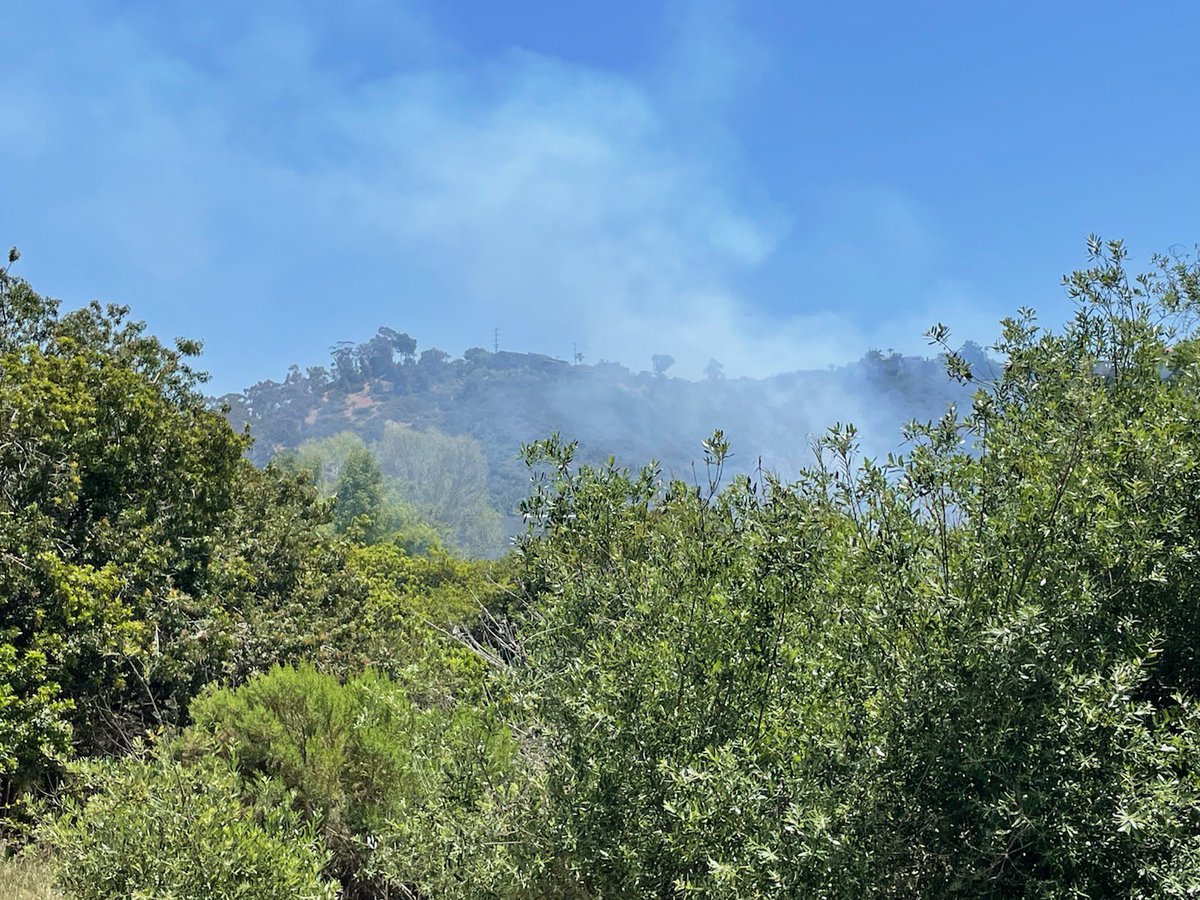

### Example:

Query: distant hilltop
xmin=217 ymin=328 xmax=989 ymax=548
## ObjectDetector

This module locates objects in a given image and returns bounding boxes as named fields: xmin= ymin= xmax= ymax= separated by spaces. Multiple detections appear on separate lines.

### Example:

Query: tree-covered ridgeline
xmin=221 ymin=312 xmax=982 ymax=548
xmin=3 ymin=238 xmax=1200 ymax=897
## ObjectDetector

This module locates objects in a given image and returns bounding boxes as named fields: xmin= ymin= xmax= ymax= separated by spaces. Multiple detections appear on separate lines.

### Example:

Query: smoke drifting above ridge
xmin=0 ymin=1 xmax=1006 ymax=397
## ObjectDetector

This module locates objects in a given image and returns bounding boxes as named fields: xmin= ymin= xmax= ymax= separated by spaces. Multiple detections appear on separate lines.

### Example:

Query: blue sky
xmin=3 ymin=1 xmax=1199 ymax=392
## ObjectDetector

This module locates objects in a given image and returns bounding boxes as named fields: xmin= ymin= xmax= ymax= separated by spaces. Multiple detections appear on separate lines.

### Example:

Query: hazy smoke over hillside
xmin=221 ymin=333 xmax=984 ymax=552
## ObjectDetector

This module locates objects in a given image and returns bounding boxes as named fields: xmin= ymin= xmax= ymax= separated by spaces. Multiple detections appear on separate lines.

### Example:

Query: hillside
xmin=218 ymin=333 xmax=990 ymax=541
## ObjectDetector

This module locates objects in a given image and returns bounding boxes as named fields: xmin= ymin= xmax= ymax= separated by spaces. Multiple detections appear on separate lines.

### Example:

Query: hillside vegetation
xmin=219 ymin=327 xmax=986 ymax=553
xmin=4 ymin=238 xmax=1200 ymax=897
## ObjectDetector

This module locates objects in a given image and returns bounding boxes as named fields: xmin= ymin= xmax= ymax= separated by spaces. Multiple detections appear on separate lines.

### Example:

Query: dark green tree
xmin=0 ymin=258 xmax=385 ymax=816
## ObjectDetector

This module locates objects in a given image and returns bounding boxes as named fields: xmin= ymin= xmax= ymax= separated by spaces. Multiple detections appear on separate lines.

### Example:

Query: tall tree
xmin=333 ymin=446 xmax=385 ymax=541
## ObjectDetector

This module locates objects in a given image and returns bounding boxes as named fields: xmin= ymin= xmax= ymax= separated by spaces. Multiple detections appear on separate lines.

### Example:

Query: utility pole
xmin=494 ymin=328 xmax=500 ymax=354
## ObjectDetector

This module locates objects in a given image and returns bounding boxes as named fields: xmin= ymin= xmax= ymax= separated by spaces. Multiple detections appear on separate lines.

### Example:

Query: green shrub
xmin=0 ymin=270 xmax=395 ymax=797
xmin=41 ymin=752 xmax=337 ymax=900
xmin=346 ymin=541 xmax=510 ymax=702
xmin=184 ymin=663 xmax=538 ymax=898
xmin=510 ymin=242 xmax=1200 ymax=897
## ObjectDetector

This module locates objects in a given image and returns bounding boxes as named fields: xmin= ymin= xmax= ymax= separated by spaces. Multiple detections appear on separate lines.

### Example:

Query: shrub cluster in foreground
xmin=6 ymin=240 xmax=1200 ymax=897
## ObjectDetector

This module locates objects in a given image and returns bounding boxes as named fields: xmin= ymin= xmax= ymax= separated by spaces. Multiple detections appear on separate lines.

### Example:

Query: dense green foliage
xmin=331 ymin=446 xmax=386 ymax=540
xmin=506 ymin=239 xmax=1200 ymax=897
xmin=0 ymin=258 xmax=509 ymax=874
xmin=42 ymin=752 xmax=337 ymax=899
xmin=182 ymin=664 xmax=536 ymax=898
xmin=0 ymin=266 xmax=248 ymax=802
xmin=5 ymin=239 xmax=1200 ymax=897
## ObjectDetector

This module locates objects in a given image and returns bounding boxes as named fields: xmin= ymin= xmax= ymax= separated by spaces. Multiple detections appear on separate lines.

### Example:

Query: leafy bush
xmin=0 ymin=269 xmax=388 ymax=799
xmin=0 ymin=646 xmax=73 ymax=829
xmin=0 ymin=271 xmax=245 ymax=782
xmin=345 ymin=541 xmax=514 ymax=701
xmin=42 ymin=752 xmax=337 ymax=900
xmin=509 ymin=241 xmax=1200 ymax=897
xmin=183 ymin=663 xmax=538 ymax=898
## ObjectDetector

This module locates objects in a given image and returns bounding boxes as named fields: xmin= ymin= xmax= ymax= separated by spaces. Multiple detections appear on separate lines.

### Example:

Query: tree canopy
xmin=6 ymin=239 xmax=1200 ymax=898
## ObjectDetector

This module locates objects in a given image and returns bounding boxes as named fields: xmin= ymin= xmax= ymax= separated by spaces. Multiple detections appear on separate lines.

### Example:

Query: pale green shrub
xmin=42 ymin=753 xmax=337 ymax=900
